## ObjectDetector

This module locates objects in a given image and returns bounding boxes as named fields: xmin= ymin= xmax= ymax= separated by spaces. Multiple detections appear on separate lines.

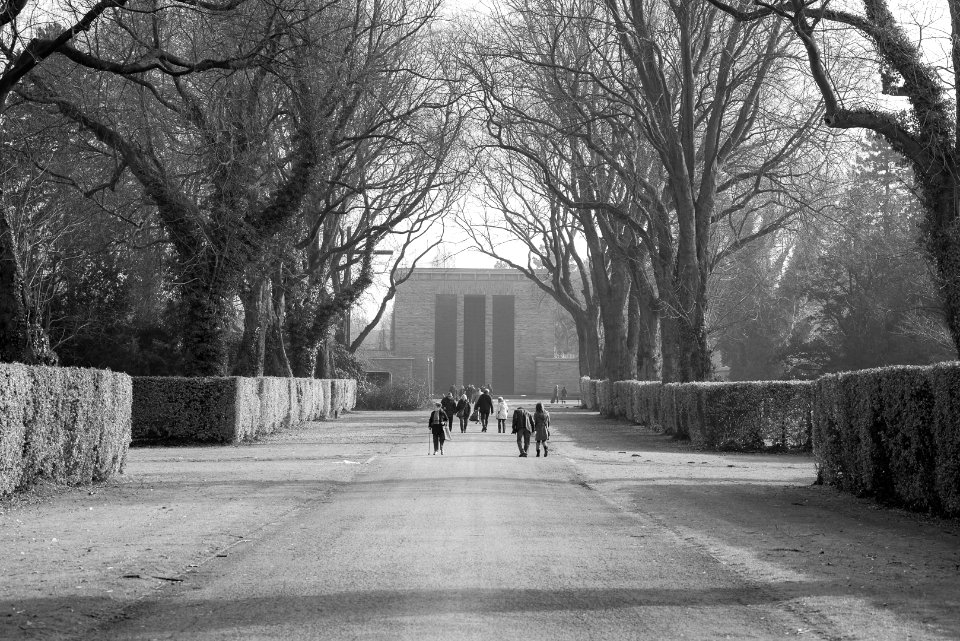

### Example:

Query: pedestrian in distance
xmin=428 ymin=402 xmax=447 ymax=455
xmin=441 ymin=392 xmax=458 ymax=439
xmin=495 ymin=396 xmax=509 ymax=433
xmin=476 ymin=388 xmax=494 ymax=432
xmin=551 ymin=384 xmax=560 ymax=404
xmin=456 ymin=393 xmax=471 ymax=433
xmin=533 ymin=402 xmax=550 ymax=457
xmin=560 ymin=385 xmax=568 ymax=404
xmin=512 ymin=406 xmax=534 ymax=457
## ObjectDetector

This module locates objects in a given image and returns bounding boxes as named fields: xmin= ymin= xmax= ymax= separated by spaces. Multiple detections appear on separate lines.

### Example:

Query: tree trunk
xmin=289 ymin=336 xmax=317 ymax=378
xmin=180 ymin=277 xmax=233 ymax=377
xmin=286 ymin=291 xmax=320 ymax=378
xmin=233 ymin=276 xmax=270 ymax=376
xmin=629 ymin=281 xmax=659 ymax=380
xmin=597 ymin=260 xmax=631 ymax=381
xmin=574 ymin=310 xmax=602 ymax=378
xmin=924 ymin=186 xmax=960 ymax=356
xmin=315 ymin=335 xmax=334 ymax=378
xmin=0 ymin=213 xmax=57 ymax=366
xmin=264 ymin=277 xmax=293 ymax=377
xmin=659 ymin=299 xmax=681 ymax=383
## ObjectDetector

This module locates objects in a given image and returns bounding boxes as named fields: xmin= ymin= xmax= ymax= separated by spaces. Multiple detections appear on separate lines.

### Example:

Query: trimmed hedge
xmin=598 ymin=378 xmax=812 ymax=450
xmin=813 ymin=363 xmax=960 ymax=516
xmin=582 ymin=361 xmax=960 ymax=516
xmin=579 ymin=376 xmax=598 ymax=409
xmin=132 ymin=376 xmax=356 ymax=444
xmin=668 ymin=382 xmax=813 ymax=450
xmin=356 ymin=378 xmax=432 ymax=411
xmin=0 ymin=363 xmax=131 ymax=496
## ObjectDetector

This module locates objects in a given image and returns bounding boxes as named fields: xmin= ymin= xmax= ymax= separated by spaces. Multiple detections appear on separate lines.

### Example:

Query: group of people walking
xmin=551 ymin=384 xmax=569 ymax=405
xmin=427 ymin=392 xmax=551 ymax=458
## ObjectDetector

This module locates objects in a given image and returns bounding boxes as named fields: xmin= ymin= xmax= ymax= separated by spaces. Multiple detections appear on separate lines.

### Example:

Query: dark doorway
xmin=463 ymin=295 xmax=486 ymax=386
xmin=434 ymin=294 xmax=457 ymax=391
xmin=492 ymin=295 xmax=515 ymax=394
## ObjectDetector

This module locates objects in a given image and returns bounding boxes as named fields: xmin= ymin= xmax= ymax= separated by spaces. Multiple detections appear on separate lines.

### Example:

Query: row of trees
xmin=456 ymin=0 xmax=959 ymax=383
xmin=1 ymin=0 xmax=466 ymax=377
xmin=0 ymin=0 xmax=957 ymax=385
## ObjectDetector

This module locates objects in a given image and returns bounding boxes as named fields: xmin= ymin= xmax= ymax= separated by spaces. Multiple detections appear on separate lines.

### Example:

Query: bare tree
xmin=15 ymin=2 xmax=401 ymax=375
xmin=0 ymin=0 xmax=285 ymax=367
xmin=463 ymin=0 xmax=831 ymax=381
xmin=270 ymin=8 xmax=470 ymax=377
xmin=708 ymin=0 xmax=960 ymax=357
xmin=461 ymin=153 xmax=604 ymax=377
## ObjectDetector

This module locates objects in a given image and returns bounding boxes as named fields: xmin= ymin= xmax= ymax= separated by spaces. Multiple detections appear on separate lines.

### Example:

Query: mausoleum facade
xmin=363 ymin=268 xmax=580 ymax=397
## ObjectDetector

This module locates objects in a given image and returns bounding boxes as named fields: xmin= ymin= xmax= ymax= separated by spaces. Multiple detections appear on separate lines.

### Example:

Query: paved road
xmin=105 ymin=427 xmax=809 ymax=641
xmin=3 ymin=408 xmax=959 ymax=640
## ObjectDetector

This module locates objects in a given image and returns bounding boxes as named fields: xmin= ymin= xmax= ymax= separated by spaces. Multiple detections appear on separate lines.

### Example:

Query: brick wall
xmin=391 ymin=268 xmax=575 ymax=395
xmin=365 ymin=357 xmax=415 ymax=384
xmin=535 ymin=358 xmax=582 ymax=397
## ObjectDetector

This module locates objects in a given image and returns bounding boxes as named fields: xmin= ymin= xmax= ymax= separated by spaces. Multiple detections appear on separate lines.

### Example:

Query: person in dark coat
xmin=455 ymin=393 xmax=471 ymax=433
xmin=532 ymin=402 xmax=550 ymax=457
xmin=441 ymin=392 xmax=458 ymax=437
xmin=511 ymin=406 xmax=534 ymax=457
xmin=428 ymin=402 xmax=447 ymax=455
xmin=560 ymin=386 xmax=568 ymax=404
xmin=475 ymin=388 xmax=494 ymax=432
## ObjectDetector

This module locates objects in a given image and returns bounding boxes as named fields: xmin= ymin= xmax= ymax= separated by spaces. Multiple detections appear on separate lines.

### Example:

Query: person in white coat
xmin=495 ymin=397 xmax=509 ymax=433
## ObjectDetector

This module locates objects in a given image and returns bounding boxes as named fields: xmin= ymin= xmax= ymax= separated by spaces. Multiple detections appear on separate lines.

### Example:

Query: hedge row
xmin=813 ymin=363 xmax=960 ymax=516
xmin=0 ymin=364 xmax=131 ymax=496
xmin=594 ymin=378 xmax=813 ymax=451
xmin=132 ymin=376 xmax=356 ymax=443
xmin=582 ymin=361 xmax=960 ymax=516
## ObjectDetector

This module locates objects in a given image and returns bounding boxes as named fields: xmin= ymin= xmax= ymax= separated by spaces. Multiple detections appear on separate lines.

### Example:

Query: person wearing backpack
xmin=428 ymin=402 xmax=448 ymax=455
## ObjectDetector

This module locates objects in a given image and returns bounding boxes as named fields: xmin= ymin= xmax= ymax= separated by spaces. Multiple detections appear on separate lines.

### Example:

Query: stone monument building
xmin=363 ymin=268 xmax=580 ymax=397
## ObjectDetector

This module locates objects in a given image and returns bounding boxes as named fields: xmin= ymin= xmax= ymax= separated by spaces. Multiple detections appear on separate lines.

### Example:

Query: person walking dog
xmin=532 ymin=402 xmax=551 ymax=457
xmin=428 ymin=402 xmax=447 ymax=455
xmin=511 ymin=406 xmax=534 ymax=457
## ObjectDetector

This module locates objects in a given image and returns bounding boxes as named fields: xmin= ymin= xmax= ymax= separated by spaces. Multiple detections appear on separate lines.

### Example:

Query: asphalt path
xmin=4 ymin=407 xmax=959 ymax=640
xmin=100 ymin=424 xmax=838 ymax=640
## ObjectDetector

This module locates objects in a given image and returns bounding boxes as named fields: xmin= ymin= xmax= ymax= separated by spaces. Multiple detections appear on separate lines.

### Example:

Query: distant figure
xmin=456 ymin=393 xmax=472 ymax=433
xmin=441 ymin=392 xmax=458 ymax=438
xmin=560 ymin=385 xmax=568 ymax=404
xmin=476 ymin=388 xmax=494 ymax=432
xmin=465 ymin=383 xmax=476 ymax=405
xmin=533 ymin=402 xmax=551 ymax=457
xmin=495 ymin=396 xmax=509 ymax=433
xmin=448 ymin=384 xmax=457 ymax=397
xmin=551 ymin=384 xmax=560 ymax=404
xmin=512 ymin=406 xmax=534 ymax=457
xmin=428 ymin=402 xmax=447 ymax=455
